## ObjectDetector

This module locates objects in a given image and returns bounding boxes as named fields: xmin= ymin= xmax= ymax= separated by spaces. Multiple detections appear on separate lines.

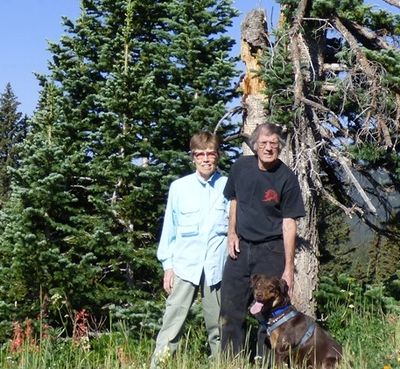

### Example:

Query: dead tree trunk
xmin=290 ymin=119 xmax=320 ymax=317
xmin=240 ymin=9 xmax=268 ymax=155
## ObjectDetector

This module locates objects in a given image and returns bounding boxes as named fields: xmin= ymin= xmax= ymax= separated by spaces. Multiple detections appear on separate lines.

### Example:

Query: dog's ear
xmin=250 ymin=274 xmax=260 ymax=287
xmin=279 ymin=279 xmax=289 ymax=295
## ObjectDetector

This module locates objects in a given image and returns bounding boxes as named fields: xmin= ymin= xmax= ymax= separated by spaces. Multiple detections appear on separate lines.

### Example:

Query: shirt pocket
xmin=214 ymin=200 xmax=228 ymax=235
xmin=177 ymin=205 xmax=200 ymax=237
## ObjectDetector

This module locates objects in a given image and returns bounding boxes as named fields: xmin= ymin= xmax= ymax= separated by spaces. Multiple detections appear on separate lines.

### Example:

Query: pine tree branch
xmin=287 ymin=7 xmax=346 ymax=134
xmin=334 ymin=15 xmax=399 ymax=146
xmin=332 ymin=15 xmax=389 ymax=141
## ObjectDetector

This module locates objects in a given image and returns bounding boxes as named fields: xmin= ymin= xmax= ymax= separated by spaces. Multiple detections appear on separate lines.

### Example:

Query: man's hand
xmin=228 ymin=231 xmax=240 ymax=259
xmin=281 ymin=269 xmax=294 ymax=298
xmin=163 ymin=269 xmax=175 ymax=295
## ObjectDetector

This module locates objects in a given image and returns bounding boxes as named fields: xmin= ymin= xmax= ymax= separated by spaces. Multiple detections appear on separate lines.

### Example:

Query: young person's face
xmin=255 ymin=131 xmax=280 ymax=170
xmin=192 ymin=146 xmax=219 ymax=180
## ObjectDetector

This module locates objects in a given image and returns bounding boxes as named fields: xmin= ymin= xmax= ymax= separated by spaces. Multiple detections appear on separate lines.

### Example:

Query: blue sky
xmin=0 ymin=1 xmax=397 ymax=116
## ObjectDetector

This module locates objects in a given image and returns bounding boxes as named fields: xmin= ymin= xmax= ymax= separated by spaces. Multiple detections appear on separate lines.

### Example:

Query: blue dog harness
xmin=258 ymin=304 xmax=316 ymax=350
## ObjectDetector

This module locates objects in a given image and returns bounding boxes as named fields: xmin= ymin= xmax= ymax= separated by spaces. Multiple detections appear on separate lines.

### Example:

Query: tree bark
xmin=240 ymin=9 xmax=268 ymax=155
xmin=286 ymin=0 xmax=320 ymax=317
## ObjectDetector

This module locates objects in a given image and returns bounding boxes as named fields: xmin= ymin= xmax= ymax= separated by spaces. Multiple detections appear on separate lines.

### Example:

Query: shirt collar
xmin=195 ymin=170 xmax=219 ymax=185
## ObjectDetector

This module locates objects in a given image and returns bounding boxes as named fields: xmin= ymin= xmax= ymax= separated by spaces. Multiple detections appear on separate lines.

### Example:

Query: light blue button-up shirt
xmin=157 ymin=171 xmax=229 ymax=286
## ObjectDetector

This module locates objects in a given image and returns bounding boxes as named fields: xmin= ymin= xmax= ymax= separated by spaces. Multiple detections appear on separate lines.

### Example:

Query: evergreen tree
xmin=0 ymin=83 xmax=28 ymax=206
xmin=368 ymin=215 xmax=400 ymax=283
xmin=0 ymin=0 xmax=238 ymax=335
xmin=318 ymin=200 xmax=353 ymax=276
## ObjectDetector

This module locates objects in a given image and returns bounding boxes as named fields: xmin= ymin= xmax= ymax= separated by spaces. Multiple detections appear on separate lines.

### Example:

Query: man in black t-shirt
xmin=220 ymin=123 xmax=305 ymax=359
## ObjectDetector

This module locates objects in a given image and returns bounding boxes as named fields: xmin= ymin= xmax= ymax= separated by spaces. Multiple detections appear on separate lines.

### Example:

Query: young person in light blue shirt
xmin=151 ymin=132 xmax=228 ymax=367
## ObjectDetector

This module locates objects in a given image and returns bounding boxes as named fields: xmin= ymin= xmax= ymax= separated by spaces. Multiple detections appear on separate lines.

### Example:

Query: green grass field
xmin=0 ymin=299 xmax=398 ymax=369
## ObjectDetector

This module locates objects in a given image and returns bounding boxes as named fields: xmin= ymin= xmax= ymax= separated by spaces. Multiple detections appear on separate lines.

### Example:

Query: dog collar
xmin=270 ymin=304 xmax=292 ymax=318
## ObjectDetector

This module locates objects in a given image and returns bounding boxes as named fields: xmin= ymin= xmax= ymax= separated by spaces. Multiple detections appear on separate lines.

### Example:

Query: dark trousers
xmin=220 ymin=239 xmax=285 ymax=358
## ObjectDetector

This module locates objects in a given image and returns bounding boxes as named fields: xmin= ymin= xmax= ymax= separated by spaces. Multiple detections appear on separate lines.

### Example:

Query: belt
xmin=239 ymin=237 xmax=282 ymax=245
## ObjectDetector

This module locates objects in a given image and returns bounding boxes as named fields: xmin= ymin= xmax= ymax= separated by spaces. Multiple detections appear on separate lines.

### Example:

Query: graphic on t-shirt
xmin=262 ymin=189 xmax=279 ymax=203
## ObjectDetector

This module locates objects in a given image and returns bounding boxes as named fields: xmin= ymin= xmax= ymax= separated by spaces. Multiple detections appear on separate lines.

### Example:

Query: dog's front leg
xmin=272 ymin=342 xmax=291 ymax=368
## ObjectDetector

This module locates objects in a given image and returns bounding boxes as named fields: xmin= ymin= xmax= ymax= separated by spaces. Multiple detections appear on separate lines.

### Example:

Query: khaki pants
xmin=151 ymin=273 xmax=221 ymax=368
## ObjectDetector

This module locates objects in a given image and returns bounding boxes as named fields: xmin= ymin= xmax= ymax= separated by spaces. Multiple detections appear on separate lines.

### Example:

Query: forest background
xmin=0 ymin=0 xmax=399 ymax=362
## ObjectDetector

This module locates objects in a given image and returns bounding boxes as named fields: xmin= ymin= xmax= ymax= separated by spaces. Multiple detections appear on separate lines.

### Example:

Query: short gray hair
xmin=249 ymin=123 xmax=285 ymax=151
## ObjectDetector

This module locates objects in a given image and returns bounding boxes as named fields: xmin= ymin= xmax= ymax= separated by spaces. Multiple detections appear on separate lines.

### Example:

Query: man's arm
xmin=227 ymin=198 xmax=240 ymax=259
xmin=281 ymin=217 xmax=297 ymax=297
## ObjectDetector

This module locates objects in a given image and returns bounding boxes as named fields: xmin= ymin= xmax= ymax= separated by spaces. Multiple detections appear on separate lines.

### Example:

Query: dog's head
xmin=250 ymin=275 xmax=290 ymax=310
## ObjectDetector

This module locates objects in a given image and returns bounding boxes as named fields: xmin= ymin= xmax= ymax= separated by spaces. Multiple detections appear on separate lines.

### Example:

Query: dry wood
xmin=343 ymin=19 xmax=391 ymax=50
xmin=285 ymin=0 xmax=320 ymax=317
xmin=322 ymin=63 xmax=348 ymax=72
xmin=329 ymin=149 xmax=377 ymax=213
xmin=378 ymin=115 xmax=393 ymax=148
xmin=383 ymin=0 xmax=400 ymax=8
xmin=332 ymin=16 xmax=377 ymax=79
xmin=240 ymin=9 xmax=269 ymax=154
xmin=289 ymin=0 xmax=308 ymax=105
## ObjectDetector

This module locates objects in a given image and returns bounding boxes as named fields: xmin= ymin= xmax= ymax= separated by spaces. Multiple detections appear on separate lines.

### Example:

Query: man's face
xmin=255 ymin=131 xmax=280 ymax=169
xmin=192 ymin=147 xmax=219 ymax=180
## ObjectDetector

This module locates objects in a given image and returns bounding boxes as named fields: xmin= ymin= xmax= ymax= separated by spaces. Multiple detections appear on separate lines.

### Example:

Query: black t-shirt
xmin=224 ymin=155 xmax=305 ymax=242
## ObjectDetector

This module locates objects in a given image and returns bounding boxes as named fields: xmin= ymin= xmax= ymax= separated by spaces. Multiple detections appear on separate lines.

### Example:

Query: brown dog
xmin=250 ymin=275 xmax=342 ymax=369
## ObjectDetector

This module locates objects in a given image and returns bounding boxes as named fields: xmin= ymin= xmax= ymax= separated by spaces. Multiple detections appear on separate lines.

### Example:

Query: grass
xmin=0 ymin=301 xmax=399 ymax=369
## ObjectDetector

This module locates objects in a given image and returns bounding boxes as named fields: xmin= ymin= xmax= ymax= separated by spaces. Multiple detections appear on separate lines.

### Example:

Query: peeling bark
xmin=240 ymin=9 xmax=268 ymax=155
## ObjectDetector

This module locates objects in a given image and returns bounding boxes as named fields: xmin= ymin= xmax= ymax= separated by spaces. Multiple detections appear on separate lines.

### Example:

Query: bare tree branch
xmin=383 ymin=0 xmax=400 ymax=8
xmin=332 ymin=16 xmax=377 ymax=80
xmin=342 ymin=18 xmax=392 ymax=50
xmin=322 ymin=63 xmax=348 ymax=73
xmin=329 ymin=149 xmax=377 ymax=214
xmin=300 ymin=97 xmax=343 ymax=130
xmin=213 ymin=106 xmax=242 ymax=134
xmin=319 ymin=185 xmax=363 ymax=217
xmin=378 ymin=115 xmax=393 ymax=147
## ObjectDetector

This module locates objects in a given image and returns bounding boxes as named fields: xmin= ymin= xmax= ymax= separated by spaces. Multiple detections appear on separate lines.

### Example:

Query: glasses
xmin=257 ymin=140 xmax=279 ymax=149
xmin=192 ymin=150 xmax=218 ymax=160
